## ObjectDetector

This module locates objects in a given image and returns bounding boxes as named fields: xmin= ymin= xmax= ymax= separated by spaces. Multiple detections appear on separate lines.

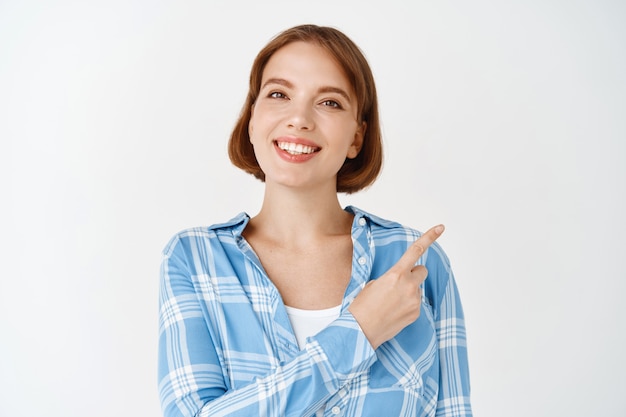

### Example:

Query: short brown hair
xmin=228 ymin=24 xmax=383 ymax=194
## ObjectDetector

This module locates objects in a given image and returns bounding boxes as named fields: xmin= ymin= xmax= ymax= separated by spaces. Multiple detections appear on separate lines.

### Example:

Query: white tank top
xmin=284 ymin=304 xmax=342 ymax=349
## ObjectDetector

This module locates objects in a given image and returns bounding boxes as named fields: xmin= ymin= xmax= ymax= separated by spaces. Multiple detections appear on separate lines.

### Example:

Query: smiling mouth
xmin=275 ymin=141 xmax=321 ymax=155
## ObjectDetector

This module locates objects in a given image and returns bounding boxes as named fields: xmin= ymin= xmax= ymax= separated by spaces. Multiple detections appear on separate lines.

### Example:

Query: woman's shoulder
xmin=347 ymin=205 xmax=451 ymax=268
xmin=161 ymin=212 xmax=251 ymax=257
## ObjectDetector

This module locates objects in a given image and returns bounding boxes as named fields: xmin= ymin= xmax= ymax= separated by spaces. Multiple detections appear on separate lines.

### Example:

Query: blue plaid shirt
xmin=158 ymin=206 xmax=472 ymax=416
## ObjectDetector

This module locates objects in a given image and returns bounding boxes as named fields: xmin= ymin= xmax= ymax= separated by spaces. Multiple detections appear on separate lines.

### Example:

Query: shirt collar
xmin=206 ymin=206 xmax=401 ymax=236
xmin=207 ymin=212 xmax=250 ymax=237
xmin=344 ymin=205 xmax=403 ymax=230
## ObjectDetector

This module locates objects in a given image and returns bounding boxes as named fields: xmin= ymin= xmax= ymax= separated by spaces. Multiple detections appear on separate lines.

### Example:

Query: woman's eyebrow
xmin=317 ymin=86 xmax=351 ymax=103
xmin=261 ymin=78 xmax=293 ymax=90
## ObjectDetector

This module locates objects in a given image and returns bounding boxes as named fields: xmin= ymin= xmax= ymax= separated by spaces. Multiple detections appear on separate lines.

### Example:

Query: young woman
xmin=158 ymin=25 xmax=472 ymax=417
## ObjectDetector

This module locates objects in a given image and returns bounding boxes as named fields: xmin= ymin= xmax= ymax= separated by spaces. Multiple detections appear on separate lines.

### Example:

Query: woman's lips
xmin=273 ymin=138 xmax=321 ymax=162
xmin=275 ymin=141 xmax=319 ymax=155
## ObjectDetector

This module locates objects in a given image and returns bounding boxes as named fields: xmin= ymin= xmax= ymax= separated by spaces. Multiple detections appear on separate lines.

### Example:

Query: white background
xmin=2 ymin=1 xmax=625 ymax=416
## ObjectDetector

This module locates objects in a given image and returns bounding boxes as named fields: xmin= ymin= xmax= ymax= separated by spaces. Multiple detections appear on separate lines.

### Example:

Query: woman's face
xmin=249 ymin=41 xmax=365 ymax=191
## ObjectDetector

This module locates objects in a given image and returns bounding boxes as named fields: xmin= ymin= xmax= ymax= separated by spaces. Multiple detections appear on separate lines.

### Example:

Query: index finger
xmin=395 ymin=225 xmax=445 ymax=271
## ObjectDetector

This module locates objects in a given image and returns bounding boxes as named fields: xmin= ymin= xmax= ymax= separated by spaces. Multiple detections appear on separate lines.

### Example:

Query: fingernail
xmin=435 ymin=225 xmax=444 ymax=234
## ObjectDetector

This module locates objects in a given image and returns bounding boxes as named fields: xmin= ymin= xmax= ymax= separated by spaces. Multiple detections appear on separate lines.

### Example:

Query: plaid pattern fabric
xmin=158 ymin=207 xmax=472 ymax=417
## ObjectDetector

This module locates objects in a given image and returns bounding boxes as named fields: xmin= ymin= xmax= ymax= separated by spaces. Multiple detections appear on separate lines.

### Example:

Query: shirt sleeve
xmin=157 ymin=235 xmax=377 ymax=417
xmin=426 ymin=244 xmax=473 ymax=416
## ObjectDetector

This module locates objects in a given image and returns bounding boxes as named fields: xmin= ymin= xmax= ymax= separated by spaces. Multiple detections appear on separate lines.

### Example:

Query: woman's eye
xmin=269 ymin=91 xmax=287 ymax=99
xmin=321 ymin=100 xmax=342 ymax=109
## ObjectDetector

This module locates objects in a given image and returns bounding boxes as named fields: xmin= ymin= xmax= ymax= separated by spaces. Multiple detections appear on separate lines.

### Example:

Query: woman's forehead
xmin=261 ymin=41 xmax=354 ymax=93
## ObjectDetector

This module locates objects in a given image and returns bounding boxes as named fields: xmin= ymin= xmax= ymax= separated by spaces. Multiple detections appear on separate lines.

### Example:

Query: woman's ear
xmin=347 ymin=121 xmax=366 ymax=159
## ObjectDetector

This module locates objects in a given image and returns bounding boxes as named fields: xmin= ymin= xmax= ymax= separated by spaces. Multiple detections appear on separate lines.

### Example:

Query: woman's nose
xmin=286 ymin=101 xmax=315 ymax=131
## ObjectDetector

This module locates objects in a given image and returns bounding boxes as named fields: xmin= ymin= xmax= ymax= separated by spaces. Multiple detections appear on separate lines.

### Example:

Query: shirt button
xmin=331 ymin=406 xmax=341 ymax=415
xmin=358 ymin=217 xmax=366 ymax=226
xmin=358 ymin=257 xmax=366 ymax=265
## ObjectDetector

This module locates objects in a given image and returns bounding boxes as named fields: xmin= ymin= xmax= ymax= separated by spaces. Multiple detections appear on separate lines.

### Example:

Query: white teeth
xmin=277 ymin=141 xmax=317 ymax=155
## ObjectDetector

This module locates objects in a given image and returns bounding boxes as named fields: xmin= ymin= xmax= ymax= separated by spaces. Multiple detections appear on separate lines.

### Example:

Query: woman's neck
xmin=246 ymin=183 xmax=353 ymax=245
